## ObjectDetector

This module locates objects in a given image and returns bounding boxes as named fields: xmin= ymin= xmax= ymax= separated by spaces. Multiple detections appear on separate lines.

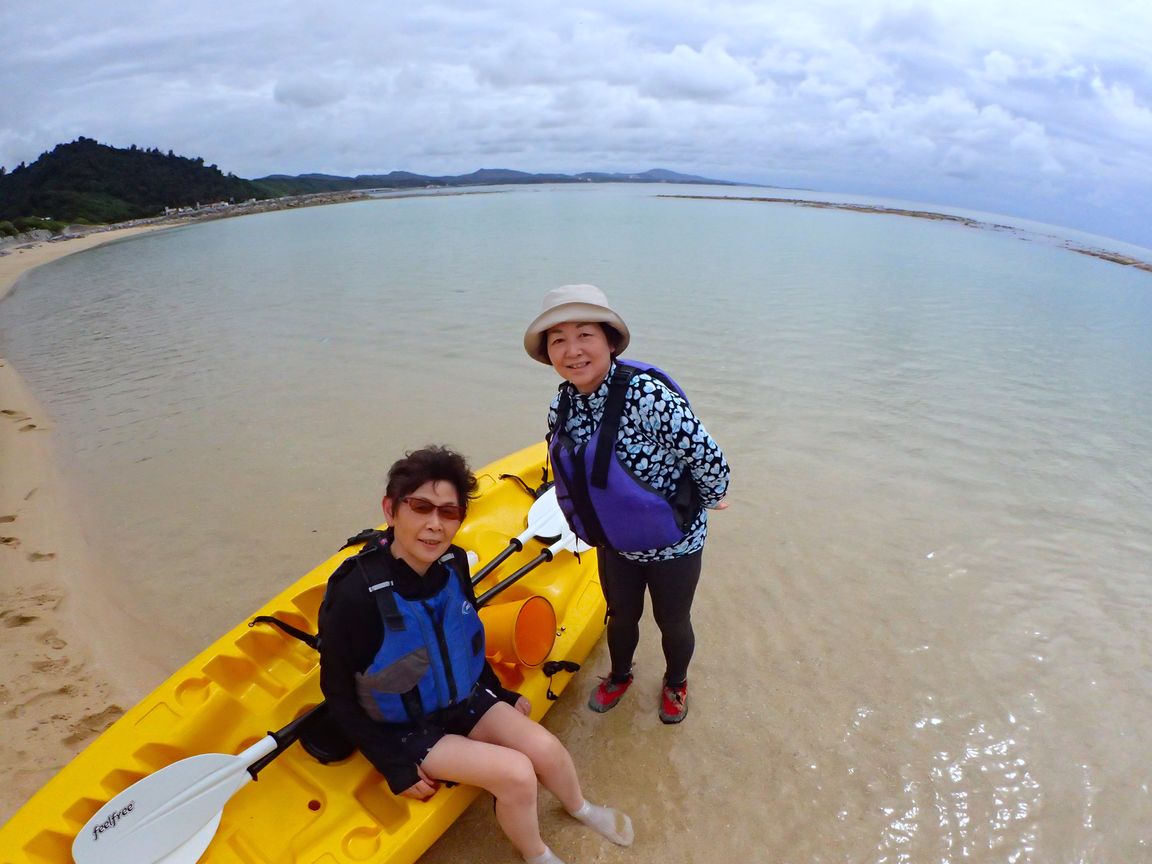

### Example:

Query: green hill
xmin=0 ymin=137 xmax=269 ymax=226
xmin=0 ymin=136 xmax=745 ymax=233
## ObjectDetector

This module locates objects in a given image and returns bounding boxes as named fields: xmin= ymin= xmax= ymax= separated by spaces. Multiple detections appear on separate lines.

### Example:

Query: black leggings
xmin=598 ymin=547 xmax=703 ymax=685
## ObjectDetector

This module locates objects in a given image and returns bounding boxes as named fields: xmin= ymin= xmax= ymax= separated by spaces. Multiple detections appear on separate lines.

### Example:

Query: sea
xmin=2 ymin=183 xmax=1151 ymax=863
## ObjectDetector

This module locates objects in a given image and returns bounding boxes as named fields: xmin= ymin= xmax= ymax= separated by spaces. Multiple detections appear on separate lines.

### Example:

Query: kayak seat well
xmin=235 ymin=625 xmax=316 ymax=675
xmin=297 ymin=703 xmax=356 ymax=765
xmin=202 ymin=653 xmax=288 ymax=700
xmin=288 ymin=582 xmax=327 ymax=625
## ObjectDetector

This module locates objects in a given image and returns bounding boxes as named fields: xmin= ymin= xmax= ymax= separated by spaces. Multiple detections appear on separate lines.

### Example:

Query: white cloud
xmin=1092 ymin=77 xmax=1152 ymax=135
xmin=982 ymin=50 xmax=1019 ymax=84
xmin=273 ymin=77 xmax=347 ymax=109
xmin=640 ymin=41 xmax=758 ymax=101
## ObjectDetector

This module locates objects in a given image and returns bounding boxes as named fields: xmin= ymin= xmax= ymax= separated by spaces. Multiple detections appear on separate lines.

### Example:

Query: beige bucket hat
xmin=523 ymin=284 xmax=631 ymax=364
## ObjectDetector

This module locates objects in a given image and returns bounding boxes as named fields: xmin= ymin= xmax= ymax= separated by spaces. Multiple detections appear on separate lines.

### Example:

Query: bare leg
xmin=419 ymin=733 xmax=547 ymax=858
xmin=470 ymin=703 xmax=633 ymax=846
xmin=469 ymin=702 xmax=584 ymax=811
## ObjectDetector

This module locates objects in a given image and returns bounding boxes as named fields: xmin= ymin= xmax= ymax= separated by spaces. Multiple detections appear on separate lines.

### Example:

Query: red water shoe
xmin=587 ymin=673 xmax=633 ymax=713
xmin=659 ymin=679 xmax=688 ymax=724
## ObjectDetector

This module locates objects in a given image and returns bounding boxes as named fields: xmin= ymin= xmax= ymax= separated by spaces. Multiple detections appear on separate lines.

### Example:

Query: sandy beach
xmin=0 ymin=225 xmax=170 ymax=822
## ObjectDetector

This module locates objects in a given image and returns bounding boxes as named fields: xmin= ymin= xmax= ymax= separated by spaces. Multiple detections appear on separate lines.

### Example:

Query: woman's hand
xmin=514 ymin=695 xmax=532 ymax=716
xmin=400 ymin=765 xmax=441 ymax=800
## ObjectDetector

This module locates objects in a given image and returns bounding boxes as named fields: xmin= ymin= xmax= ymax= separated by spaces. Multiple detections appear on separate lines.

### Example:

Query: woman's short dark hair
xmin=385 ymin=446 xmax=478 ymax=512
xmin=600 ymin=323 xmax=624 ymax=355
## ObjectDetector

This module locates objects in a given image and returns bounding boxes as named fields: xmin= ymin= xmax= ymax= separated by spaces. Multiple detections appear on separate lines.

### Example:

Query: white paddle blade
xmin=474 ymin=487 xmax=569 ymax=581
xmin=526 ymin=486 xmax=567 ymax=542
xmin=72 ymin=738 xmax=274 ymax=864
xmin=156 ymin=812 xmax=223 ymax=864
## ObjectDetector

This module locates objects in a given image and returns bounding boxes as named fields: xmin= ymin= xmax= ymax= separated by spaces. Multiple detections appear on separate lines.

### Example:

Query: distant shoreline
xmin=0 ymin=191 xmax=369 ymax=274
xmin=659 ymin=194 xmax=1152 ymax=273
xmin=7 ymin=186 xmax=1148 ymax=277
xmin=0 ymin=189 xmax=522 ymax=307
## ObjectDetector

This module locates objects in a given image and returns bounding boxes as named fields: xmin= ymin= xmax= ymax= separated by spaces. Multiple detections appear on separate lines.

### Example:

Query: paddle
xmin=72 ymin=705 xmax=322 ymax=864
xmin=471 ymin=485 xmax=567 ymax=584
xmin=72 ymin=523 xmax=586 ymax=864
xmin=475 ymin=528 xmax=589 ymax=607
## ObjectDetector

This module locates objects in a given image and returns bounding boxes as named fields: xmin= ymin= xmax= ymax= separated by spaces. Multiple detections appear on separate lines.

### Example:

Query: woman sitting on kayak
xmin=319 ymin=446 xmax=632 ymax=864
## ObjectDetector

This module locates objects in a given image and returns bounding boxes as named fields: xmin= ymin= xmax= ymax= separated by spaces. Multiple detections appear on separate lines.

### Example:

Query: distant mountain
xmin=252 ymin=167 xmax=742 ymax=196
xmin=250 ymin=173 xmax=364 ymax=196
xmin=575 ymin=169 xmax=724 ymax=183
xmin=0 ymin=137 xmax=269 ymax=225
xmin=0 ymin=136 xmax=745 ymax=228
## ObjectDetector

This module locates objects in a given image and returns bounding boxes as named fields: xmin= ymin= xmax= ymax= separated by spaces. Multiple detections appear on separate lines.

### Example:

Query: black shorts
xmin=398 ymin=684 xmax=504 ymax=766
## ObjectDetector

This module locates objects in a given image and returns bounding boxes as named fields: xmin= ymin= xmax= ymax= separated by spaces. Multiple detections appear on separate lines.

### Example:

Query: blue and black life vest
xmin=548 ymin=359 xmax=700 ymax=553
xmin=344 ymin=542 xmax=487 ymax=724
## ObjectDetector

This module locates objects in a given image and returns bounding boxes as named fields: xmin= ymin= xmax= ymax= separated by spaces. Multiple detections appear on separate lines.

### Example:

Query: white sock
xmin=523 ymin=846 xmax=566 ymax=864
xmin=568 ymin=799 xmax=635 ymax=846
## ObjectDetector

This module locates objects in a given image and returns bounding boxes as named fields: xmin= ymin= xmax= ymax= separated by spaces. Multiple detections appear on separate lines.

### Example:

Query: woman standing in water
xmin=319 ymin=446 xmax=633 ymax=864
xmin=523 ymin=285 xmax=730 ymax=724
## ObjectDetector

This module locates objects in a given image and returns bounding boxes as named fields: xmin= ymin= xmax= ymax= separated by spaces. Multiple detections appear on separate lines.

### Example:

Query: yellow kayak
xmin=0 ymin=442 xmax=605 ymax=864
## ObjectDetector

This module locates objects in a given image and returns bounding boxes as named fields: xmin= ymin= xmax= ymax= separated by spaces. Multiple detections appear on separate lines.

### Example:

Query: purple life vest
xmin=548 ymin=360 xmax=699 ymax=553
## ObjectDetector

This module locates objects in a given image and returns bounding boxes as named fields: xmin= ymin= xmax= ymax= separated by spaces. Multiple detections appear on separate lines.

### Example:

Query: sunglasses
xmin=400 ymin=496 xmax=465 ymax=522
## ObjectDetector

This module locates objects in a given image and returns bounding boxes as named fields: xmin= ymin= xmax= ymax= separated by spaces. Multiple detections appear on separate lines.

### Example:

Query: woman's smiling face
xmin=545 ymin=321 xmax=614 ymax=394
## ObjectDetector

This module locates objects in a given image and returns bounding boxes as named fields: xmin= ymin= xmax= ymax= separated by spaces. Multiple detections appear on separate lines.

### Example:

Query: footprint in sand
xmin=3 ymin=611 xmax=39 ymax=628
xmin=63 ymin=705 xmax=125 ymax=747
xmin=18 ymin=424 xmax=38 ymax=432
xmin=27 ymin=551 xmax=56 ymax=562
xmin=5 ymin=684 xmax=80 ymax=719
xmin=1 ymin=587 xmax=63 ymax=618
xmin=0 ymin=515 xmax=15 ymax=523
xmin=1 ymin=536 xmax=19 ymax=548
xmin=39 ymin=629 xmax=67 ymax=649
xmin=32 ymin=657 xmax=68 ymax=672
xmin=30 ymin=591 xmax=64 ymax=610
xmin=80 ymin=705 xmax=124 ymax=731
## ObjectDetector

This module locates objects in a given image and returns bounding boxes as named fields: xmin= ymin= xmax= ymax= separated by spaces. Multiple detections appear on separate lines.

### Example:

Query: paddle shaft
xmin=246 ymin=701 xmax=328 ymax=778
xmin=472 ymin=485 xmax=566 ymax=584
xmin=471 ymin=538 xmax=522 ymax=584
xmin=475 ymin=532 xmax=577 ymax=607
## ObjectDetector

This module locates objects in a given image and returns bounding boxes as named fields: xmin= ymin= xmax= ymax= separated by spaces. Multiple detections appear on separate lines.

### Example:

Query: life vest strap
xmin=362 ymin=558 xmax=407 ymax=631
xmin=590 ymin=363 xmax=638 ymax=489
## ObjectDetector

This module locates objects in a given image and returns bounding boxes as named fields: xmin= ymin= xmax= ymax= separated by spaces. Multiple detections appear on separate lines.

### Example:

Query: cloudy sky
xmin=2 ymin=0 xmax=1150 ymax=247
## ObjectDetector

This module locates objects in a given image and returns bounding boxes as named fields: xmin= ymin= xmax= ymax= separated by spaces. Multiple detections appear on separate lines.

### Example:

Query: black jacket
xmin=318 ymin=533 xmax=518 ymax=793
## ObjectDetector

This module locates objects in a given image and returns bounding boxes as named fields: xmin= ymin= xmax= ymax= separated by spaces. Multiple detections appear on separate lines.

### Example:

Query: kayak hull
xmin=1 ymin=442 xmax=605 ymax=864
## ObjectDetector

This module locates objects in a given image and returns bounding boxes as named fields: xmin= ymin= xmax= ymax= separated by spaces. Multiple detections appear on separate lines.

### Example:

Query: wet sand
xmin=0 ymin=226 xmax=170 ymax=821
